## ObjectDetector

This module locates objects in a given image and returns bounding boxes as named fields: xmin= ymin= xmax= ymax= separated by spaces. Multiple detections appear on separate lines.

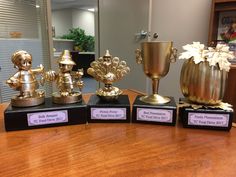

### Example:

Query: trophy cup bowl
xmin=136 ymin=41 xmax=177 ymax=104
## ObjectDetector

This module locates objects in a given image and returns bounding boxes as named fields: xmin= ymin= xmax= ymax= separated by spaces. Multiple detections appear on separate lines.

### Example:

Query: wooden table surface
xmin=0 ymin=89 xmax=236 ymax=177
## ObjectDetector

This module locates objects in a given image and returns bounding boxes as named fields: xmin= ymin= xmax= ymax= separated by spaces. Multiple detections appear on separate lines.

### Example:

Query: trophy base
xmin=11 ymin=90 xmax=45 ymax=107
xmin=52 ymin=92 xmax=82 ymax=104
xmin=4 ymin=97 xmax=87 ymax=131
xmin=87 ymin=94 xmax=130 ymax=123
xmin=132 ymin=95 xmax=176 ymax=126
xmin=179 ymin=98 xmax=233 ymax=131
xmin=140 ymin=94 xmax=170 ymax=105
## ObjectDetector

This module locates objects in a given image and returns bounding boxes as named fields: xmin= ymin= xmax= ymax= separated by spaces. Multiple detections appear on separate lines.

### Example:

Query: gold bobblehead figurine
xmin=6 ymin=50 xmax=45 ymax=107
xmin=48 ymin=50 xmax=84 ymax=104
xmin=87 ymin=50 xmax=130 ymax=101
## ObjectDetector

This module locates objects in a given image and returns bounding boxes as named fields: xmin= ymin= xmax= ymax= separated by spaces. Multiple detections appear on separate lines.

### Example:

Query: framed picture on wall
xmin=217 ymin=11 xmax=236 ymax=63
xmin=208 ymin=0 xmax=236 ymax=63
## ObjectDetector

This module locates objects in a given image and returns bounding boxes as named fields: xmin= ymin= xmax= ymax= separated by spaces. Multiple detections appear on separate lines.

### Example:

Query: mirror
xmin=50 ymin=0 xmax=98 ymax=93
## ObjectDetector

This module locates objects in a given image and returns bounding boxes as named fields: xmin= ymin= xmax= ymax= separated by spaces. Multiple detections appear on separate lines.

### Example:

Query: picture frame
xmin=217 ymin=11 xmax=236 ymax=63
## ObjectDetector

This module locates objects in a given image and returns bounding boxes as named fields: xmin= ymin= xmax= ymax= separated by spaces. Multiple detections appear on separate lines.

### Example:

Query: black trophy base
xmin=132 ymin=96 xmax=177 ymax=126
xmin=179 ymin=99 xmax=233 ymax=131
xmin=4 ymin=97 xmax=87 ymax=131
xmin=87 ymin=95 xmax=130 ymax=123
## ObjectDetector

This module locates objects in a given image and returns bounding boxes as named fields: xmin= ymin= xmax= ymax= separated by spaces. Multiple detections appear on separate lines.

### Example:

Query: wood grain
xmin=0 ymin=89 xmax=236 ymax=177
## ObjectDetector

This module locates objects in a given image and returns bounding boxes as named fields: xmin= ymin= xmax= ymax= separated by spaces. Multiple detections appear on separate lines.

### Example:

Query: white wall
xmin=150 ymin=0 xmax=212 ymax=100
xmin=52 ymin=9 xmax=72 ymax=37
xmin=52 ymin=9 xmax=95 ymax=37
xmin=72 ymin=9 xmax=95 ymax=36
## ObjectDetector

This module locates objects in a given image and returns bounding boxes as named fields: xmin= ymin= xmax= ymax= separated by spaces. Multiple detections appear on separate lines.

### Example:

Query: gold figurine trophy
xmin=49 ymin=50 xmax=84 ymax=104
xmin=132 ymin=41 xmax=178 ymax=125
xmin=87 ymin=50 xmax=131 ymax=123
xmin=6 ymin=50 xmax=45 ymax=107
xmin=4 ymin=50 xmax=87 ymax=131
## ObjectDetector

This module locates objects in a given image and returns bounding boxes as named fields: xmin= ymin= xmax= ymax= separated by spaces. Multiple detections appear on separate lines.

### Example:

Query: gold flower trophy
xmin=178 ymin=42 xmax=234 ymax=130
xmin=87 ymin=50 xmax=130 ymax=101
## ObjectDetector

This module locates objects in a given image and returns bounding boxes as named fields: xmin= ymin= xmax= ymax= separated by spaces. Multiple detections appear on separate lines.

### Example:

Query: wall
xmin=150 ymin=0 xmax=212 ymax=99
xmin=72 ymin=9 xmax=95 ymax=36
xmin=52 ymin=8 xmax=95 ymax=37
xmin=51 ymin=9 xmax=72 ymax=37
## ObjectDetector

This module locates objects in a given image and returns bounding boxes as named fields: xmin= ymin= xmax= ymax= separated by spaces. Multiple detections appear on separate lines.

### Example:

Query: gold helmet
xmin=58 ymin=50 xmax=76 ymax=65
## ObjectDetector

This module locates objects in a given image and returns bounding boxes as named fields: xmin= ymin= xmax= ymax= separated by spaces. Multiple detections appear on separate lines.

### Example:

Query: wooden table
xmin=0 ymin=89 xmax=236 ymax=177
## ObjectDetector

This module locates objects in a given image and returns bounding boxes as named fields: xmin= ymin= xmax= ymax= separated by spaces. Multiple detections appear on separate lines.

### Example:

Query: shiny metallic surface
xmin=52 ymin=92 xmax=82 ymax=104
xmin=96 ymin=86 xmax=122 ymax=102
xmin=141 ymin=41 xmax=173 ymax=79
xmin=87 ymin=50 xmax=130 ymax=102
xmin=180 ymin=58 xmax=228 ymax=105
xmin=6 ymin=50 xmax=45 ymax=107
xmin=11 ymin=90 xmax=45 ymax=107
xmin=49 ymin=50 xmax=84 ymax=104
xmin=136 ymin=41 xmax=177 ymax=104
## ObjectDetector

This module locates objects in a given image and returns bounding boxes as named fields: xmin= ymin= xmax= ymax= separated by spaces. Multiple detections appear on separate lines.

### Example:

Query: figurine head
xmin=11 ymin=50 xmax=32 ymax=71
xmin=59 ymin=63 xmax=74 ymax=72
xmin=58 ymin=50 xmax=75 ymax=72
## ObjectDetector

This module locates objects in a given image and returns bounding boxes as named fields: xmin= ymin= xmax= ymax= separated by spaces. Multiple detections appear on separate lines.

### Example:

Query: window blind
xmin=0 ymin=0 xmax=52 ymax=103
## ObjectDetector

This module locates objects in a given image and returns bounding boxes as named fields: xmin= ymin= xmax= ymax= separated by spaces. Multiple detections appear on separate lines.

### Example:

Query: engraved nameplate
xmin=188 ymin=113 xmax=229 ymax=127
xmin=137 ymin=108 xmax=173 ymax=122
xmin=27 ymin=110 xmax=68 ymax=126
xmin=91 ymin=108 xmax=126 ymax=120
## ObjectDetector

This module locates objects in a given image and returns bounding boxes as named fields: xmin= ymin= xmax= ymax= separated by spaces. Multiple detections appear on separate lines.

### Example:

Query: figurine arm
xmin=6 ymin=72 xmax=20 ymax=89
xmin=40 ymin=70 xmax=58 ymax=86
xmin=32 ymin=64 xmax=44 ymax=75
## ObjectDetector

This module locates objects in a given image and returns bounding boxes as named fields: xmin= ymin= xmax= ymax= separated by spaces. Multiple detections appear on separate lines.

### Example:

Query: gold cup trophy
xmin=132 ymin=41 xmax=177 ymax=125
xmin=87 ymin=50 xmax=131 ymax=123
xmin=135 ymin=41 xmax=177 ymax=104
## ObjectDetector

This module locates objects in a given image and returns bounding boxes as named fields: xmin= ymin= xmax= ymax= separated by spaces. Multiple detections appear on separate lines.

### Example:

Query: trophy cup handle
xmin=135 ymin=49 xmax=142 ymax=64
xmin=170 ymin=47 xmax=178 ymax=63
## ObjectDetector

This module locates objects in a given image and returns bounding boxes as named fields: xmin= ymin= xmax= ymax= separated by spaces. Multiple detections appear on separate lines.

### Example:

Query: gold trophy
xmin=48 ymin=50 xmax=84 ymax=104
xmin=6 ymin=50 xmax=45 ymax=107
xmin=87 ymin=50 xmax=131 ymax=123
xmin=4 ymin=50 xmax=87 ymax=131
xmin=87 ymin=50 xmax=130 ymax=102
xmin=135 ymin=41 xmax=177 ymax=104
